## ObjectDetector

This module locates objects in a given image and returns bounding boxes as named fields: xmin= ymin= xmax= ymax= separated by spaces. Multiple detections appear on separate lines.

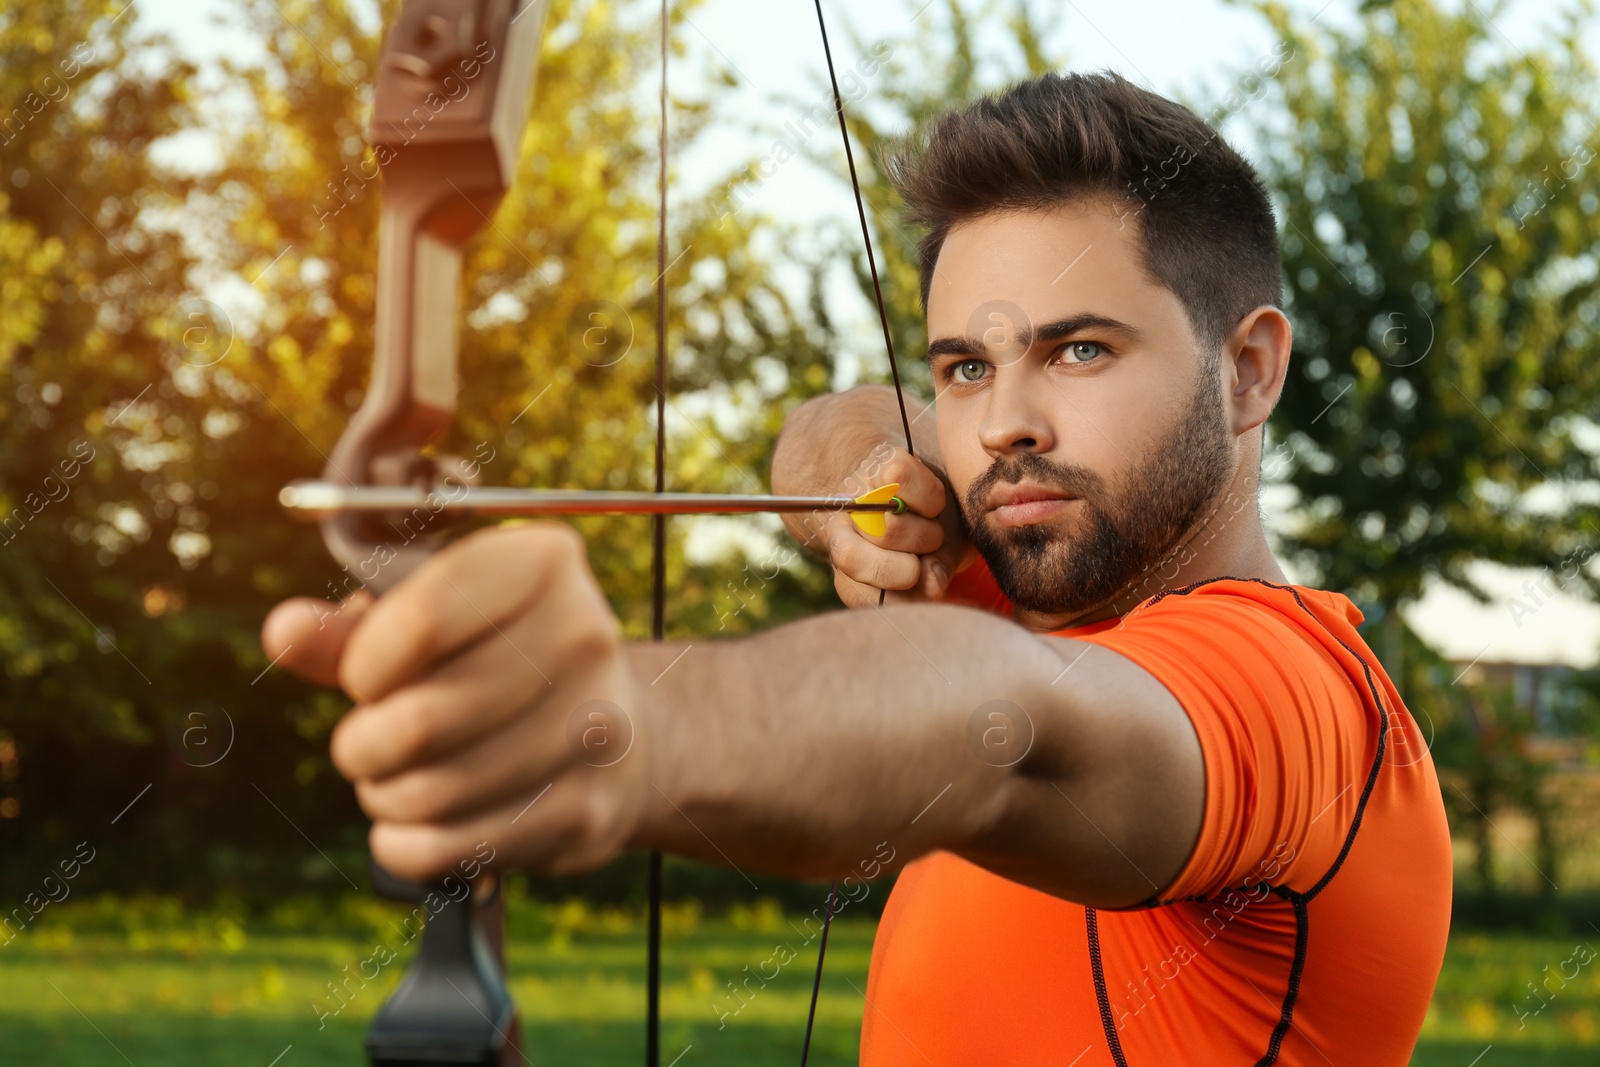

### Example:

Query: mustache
xmin=963 ymin=452 xmax=1107 ymax=516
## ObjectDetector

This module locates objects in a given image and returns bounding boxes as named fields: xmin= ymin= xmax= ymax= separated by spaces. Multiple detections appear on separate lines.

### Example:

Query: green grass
xmin=0 ymin=904 xmax=871 ymax=1067
xmin=1 ymin=908 xmax=1595 ymax=1065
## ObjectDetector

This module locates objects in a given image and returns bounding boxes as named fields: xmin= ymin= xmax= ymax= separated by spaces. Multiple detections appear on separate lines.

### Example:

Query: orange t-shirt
xmin=860 ymin=560 xmax=1452 ymax=1066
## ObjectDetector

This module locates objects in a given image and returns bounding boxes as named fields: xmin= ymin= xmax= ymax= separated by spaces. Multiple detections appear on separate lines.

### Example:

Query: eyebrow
xmin=925 ymin=312 xmax=1145 ymax=361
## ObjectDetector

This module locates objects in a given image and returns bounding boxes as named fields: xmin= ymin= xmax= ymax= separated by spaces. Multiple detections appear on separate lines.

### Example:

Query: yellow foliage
xmin=268 ymin=335 xmax=303 ymax=365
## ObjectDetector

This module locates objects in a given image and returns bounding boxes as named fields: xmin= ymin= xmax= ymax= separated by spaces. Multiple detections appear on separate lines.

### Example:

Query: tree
xmin=0 ymin=0 xmax=847 ymax=900
xmin=1233 ymin=0 xmax=1600 ymax=916
xmin=786 ymin=0 xmax=1066 ymax=401
xmin=0 ymin=0 xmax=206 ymax=887
xmin=1240 ymin=0 xmax=1600 ymax=610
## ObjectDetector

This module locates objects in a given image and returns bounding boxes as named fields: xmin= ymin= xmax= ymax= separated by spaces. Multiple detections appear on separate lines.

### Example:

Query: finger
xmin=814 ymin=497 xmax=941 ymax=555
xmin=350 ymin=670 xmax=632 ymax=823
xmin=876 ymin=451 xmax=949 ymax=520
xmin=341 ymin=522 xmax=592 ymax=703
xmin=332 ymin=573 xmax=622 ymax=781
xmin=833 ymin=565 xmax=923 ymax=608
xmin=868 ymin=512 xmax=945 ymax=555
xmin=261 ymin=591 xmax=374 ymax=688
xmin=828 ymin=520 xmax=920 ymax=592
xmin=369 ymin=769 xmax=633 ymax=881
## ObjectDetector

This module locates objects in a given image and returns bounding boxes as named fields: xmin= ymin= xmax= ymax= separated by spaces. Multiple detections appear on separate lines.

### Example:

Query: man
xmin=263 ymin=71 xmax=1451 ymax=1064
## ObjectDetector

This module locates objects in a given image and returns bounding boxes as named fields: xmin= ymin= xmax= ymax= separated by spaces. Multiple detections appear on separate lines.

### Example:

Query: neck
xmin=1010 ymin=463 xmax=1289 ymax=634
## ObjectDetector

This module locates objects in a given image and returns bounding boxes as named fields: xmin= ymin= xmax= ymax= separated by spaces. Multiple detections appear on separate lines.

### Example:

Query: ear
xmin=1223 ymin=306 xmax=1292 ymax=436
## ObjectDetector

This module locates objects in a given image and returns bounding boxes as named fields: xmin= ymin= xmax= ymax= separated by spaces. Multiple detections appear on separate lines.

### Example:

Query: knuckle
xmin=329 ymin=717 xmax=363 ymax=780
xmin=533 ymin=520 xmax=586 ymax=560
xmin=562 ymin=591 xmax=624 ymax=656
xmin=385 ymin=688 xmax=444 ymax=767
xmin=360 ymin=773 xmax=440 ymax=824
xmin=871 ymin=553 xmax=915 ymax=591
xmin=564 ymin=620 xmax=622 ymax=667
xmin=383 ymin=600 xmax=445 ymax=668
xmin=875 ymin=450 xmax=912 ymax=486
xmin=830 ymin=533 xmax=867 ymax=572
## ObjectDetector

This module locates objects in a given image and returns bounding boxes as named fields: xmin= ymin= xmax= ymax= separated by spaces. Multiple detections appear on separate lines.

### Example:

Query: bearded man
xmin=264 ymin=70 xmax=1451 ymax=1066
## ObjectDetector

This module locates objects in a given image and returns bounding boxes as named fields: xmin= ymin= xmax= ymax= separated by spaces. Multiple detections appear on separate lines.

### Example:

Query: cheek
xmin=935 ymin=402 xmax=987 ymax=500
xmin=1054 ymin=370 xmax=1182 ymax=466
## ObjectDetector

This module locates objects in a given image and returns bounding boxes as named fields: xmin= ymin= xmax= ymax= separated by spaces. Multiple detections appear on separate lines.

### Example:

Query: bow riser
xmin=323 ymin=0 xmax=548 ymax=595
xmin=320 ymin=3 xmax=550 ymax=1065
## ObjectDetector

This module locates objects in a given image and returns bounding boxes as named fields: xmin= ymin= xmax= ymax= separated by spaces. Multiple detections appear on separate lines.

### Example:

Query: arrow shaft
xmin=279 ymin=481 xmax=898 ymax=521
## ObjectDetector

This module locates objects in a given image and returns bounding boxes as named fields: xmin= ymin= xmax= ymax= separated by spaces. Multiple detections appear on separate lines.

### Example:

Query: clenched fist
xmin=823 ymin=445 xmax=972 ymax=607
xmin=771 ymin=385 xmax=973 ymax=608
xmin=261 ymin=523 xmax=651 ymax=883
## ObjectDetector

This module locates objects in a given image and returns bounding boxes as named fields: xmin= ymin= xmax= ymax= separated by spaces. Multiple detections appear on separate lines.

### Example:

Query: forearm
xmin=628 ymin=605 xmax=1195 ymax=907
xmin=771 ymin=385 xmax=943 ymax=554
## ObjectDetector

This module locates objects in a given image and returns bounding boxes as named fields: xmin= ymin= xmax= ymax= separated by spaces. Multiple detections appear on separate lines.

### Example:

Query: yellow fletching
xmin=849 ymin=483 xmax=901 ymax=537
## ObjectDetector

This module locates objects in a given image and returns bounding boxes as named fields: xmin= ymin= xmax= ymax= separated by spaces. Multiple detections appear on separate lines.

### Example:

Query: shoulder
xmin=1079 ymin=578 xmax=1391 ymax=900
xmin=1091 ymin=577 xmax=1371 ymax=690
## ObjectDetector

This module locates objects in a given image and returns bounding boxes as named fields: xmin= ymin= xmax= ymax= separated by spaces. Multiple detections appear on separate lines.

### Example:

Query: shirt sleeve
xmin=1073 ymin=582 xmax=1380 ymax=902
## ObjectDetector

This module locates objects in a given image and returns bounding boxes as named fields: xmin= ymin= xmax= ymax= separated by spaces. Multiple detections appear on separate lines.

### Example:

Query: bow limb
xmin=321 ymin=0 xmax=549 ymax=594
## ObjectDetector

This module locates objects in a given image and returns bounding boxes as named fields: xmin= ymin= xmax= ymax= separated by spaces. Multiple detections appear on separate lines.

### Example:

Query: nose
xmin=978 ymin=364 xmax=1057 ymax=458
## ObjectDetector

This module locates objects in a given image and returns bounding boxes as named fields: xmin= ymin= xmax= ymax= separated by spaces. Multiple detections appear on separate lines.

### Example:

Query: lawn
xmin=1 ymin=899 xmax=1595 ymax=1065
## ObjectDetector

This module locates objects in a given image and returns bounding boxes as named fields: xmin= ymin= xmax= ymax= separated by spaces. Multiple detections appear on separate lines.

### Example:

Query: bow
xmin=282 ymin=0 xmax=914 ymax=1063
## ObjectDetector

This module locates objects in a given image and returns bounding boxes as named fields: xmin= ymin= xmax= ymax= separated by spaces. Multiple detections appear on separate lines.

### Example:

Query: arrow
xmin=279 ymin=481 xmax=907 ymax=535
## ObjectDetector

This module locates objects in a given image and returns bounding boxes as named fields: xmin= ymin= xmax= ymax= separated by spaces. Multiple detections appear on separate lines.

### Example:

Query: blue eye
xmin=1065 ymin=341 xmax=1104 ymax=363
xmin=955 ymin=359 xmax=988 ymax=382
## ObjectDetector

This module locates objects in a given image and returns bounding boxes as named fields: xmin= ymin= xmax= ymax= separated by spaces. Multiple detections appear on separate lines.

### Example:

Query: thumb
xmin=261 ymin=590 xmax=375 ymax=691
xmin=919 ymin=530 xmax=974 ymax=600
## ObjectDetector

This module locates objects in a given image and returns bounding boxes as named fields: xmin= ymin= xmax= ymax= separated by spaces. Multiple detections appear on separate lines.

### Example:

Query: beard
xmin=961 ymin=361 xmax=1234 ymax=617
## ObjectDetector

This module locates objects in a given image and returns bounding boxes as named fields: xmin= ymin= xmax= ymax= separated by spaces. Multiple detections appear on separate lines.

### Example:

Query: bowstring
xmin=800 ymin=879 xmax=837 ymax=1063
xmin=804 ymin=1 xmax=919 ymax=1062
xmin=646 ymin=0 xmax=668 ymax=1064
xmin=644 ymin=4 xmax=915 ymax=1061
xmin=811 ymin=0 xmax=915 ymax=458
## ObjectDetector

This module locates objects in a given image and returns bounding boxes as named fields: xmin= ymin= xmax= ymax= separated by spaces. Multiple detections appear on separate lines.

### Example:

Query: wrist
xmin=623 ymin=640 xmax=700 ymax=853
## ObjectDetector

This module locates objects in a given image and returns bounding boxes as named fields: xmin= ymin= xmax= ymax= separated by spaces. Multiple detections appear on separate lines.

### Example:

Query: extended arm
xmin=263 ymin=523 xmax=1203 ymax=912
xmin=630 ymin=602 xmax=1204 ymax=908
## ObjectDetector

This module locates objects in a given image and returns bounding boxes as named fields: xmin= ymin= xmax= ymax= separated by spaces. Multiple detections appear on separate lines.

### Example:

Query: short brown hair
xmin=888 ymin=71 xmax=1283 ymax=348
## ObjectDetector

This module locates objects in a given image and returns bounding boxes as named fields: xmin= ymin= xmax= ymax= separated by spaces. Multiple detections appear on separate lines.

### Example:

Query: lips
xmin=986 ymin=483 xmax=1079 ymax=527
xmin=987 ymin=483 xmax=1075 ymax=509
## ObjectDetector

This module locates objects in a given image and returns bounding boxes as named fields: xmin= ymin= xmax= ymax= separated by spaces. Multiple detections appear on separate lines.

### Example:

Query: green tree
xmin=1242 ymin=0 xmax=1600 ymax=610
xmin=1233 ymin=0 xmax=1600 ymax=912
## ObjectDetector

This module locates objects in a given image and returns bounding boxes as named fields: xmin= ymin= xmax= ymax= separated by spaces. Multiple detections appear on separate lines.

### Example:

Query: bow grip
xmin=365 ymin=861 xmax=522 ymax=1067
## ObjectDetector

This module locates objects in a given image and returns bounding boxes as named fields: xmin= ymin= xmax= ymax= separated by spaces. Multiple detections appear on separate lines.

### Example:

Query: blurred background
xmin=2 ymin=0 xmax=1599 ymax=1062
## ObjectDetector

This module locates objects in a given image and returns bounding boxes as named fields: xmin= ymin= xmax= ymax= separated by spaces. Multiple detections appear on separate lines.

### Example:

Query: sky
xmin=123 ymin=0 xmax=1600 ymax=664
